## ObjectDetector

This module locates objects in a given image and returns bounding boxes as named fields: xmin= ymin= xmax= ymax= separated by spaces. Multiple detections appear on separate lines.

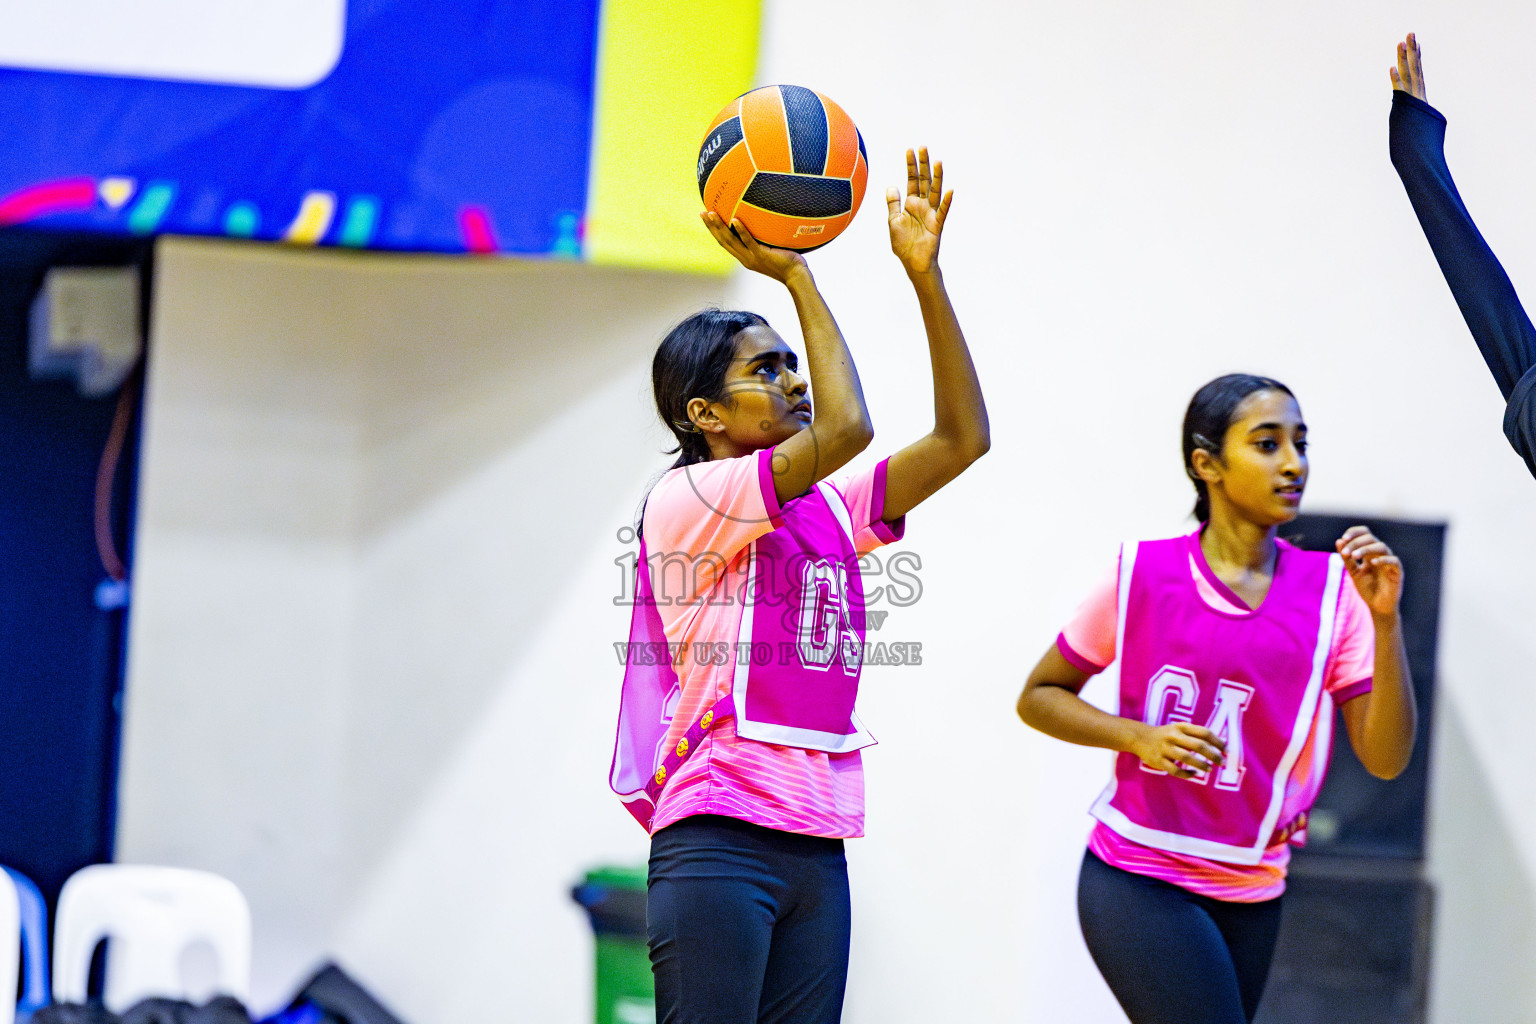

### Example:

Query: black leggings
xmin=647 ymin=815 xmax=850 ymax=1024
xmin=1077 ymin=849 xmax=1284 ymax=1024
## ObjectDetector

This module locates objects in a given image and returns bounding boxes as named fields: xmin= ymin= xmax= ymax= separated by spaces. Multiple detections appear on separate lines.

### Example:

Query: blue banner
xmin=0 ymin=0 xmax=599 ymax=255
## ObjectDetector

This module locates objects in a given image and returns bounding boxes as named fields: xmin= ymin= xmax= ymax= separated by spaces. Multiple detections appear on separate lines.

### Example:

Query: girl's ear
xmin=686 ymin=397 xmax=727 ymax=435
xmin=1189 ymin=447 xmax=1223 ymax=485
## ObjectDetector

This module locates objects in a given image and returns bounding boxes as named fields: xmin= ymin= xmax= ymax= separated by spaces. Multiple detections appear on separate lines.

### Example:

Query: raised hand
xmin=1391 ymin=32 xmax=1426 ymax=101
xmin=1337 ymin=526 xmax=1405 ymax=617
xmin=700 ymin=211 xmax=807 ymax=283
xmin=887 ymin=147 xmax=952 ymax=277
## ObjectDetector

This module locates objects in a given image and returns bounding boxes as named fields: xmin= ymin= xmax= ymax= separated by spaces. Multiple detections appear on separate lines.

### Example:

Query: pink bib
xmin=1090 ymin=532 xmax=1344 ymax=865
xmin=609 ymin=481 xmax=874 ymax=831
xmin=733 ymin=481 xmax=875 ymax=751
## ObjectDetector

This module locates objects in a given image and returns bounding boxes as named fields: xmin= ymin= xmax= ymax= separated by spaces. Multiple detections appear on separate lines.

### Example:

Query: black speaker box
xmin=1280 ymin=514 xmax=1444 ymax=861
xmin=1252 ymin=513 xmax=1445 ymax=1023
xmin=1255 ymin=863 xmax=1433 ymax=1024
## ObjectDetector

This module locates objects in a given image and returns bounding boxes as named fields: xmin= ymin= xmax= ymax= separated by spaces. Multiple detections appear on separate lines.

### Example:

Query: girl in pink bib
xmin=1017 ymin=374 xmax=1417 ymax=1024
xmin=616 ymin=149 xmax=989 ymax=1024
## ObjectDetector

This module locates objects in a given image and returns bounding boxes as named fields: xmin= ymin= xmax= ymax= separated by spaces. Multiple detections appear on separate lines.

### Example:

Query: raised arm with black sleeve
xmin=1389 ymin=89 xmax=1536 ymax=478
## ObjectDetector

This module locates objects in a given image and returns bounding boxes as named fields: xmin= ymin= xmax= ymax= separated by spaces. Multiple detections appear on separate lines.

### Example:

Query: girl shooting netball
xmin=1016 ymin=375 xmax=1416 ymax=1024
xmin=610 ymin=147 xmax=988 ymax=1024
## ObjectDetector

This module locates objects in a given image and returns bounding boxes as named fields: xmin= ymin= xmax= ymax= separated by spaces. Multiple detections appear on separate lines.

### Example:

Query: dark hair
xmin=651 ymin=308 xmax=769 ymax=471
xmin=636 ymin=309 xmax=770 ymax=537
xmin=1182 ymin=373 xmax=1295 ymax=522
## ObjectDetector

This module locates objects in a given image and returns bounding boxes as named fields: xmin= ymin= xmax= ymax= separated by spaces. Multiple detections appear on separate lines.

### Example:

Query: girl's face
xmin=693 ymin=325 xmax=811 ymax=455
xmin=1204 ymin=389 xmax=1309 ymax=527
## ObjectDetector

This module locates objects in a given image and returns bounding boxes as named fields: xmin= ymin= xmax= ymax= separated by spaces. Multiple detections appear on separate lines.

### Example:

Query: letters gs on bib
xmin=1142 ymin=665 xmax=1253 ymax=790
xmin=798 ymin=558 xmax=860 ymax=672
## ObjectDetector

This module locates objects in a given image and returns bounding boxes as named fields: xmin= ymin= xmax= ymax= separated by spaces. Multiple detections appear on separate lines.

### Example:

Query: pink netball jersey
xmin=1058 ymin=529 xmax=1375 ymax=900
xmin=610 ymin=447 xmax=903 ymax=838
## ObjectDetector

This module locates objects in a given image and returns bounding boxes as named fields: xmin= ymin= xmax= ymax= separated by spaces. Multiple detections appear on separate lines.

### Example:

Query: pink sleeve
xmin=1324 ymin=574 xmax=1376 ymax=703
xmin=829 ymin=457 xmax=906 ymax=556
xmin=643 ymin=449 xmax=781 ymax=565
xmin=1056 ymin=558 xmax=1120 ymax=673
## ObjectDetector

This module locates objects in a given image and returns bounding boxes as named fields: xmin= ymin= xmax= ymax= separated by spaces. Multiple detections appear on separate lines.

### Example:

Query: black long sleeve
xmin=1389 ymin=89 xmax=1536 ymax=479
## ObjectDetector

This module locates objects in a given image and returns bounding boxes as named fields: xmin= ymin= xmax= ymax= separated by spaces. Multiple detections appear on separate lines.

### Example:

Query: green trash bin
xmin=572 ymin=864 xmax=653 ymax=1024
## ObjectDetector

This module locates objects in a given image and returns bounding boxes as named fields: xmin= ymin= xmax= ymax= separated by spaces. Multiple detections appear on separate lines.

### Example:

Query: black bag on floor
xmin=30 ymin=1005 xmax=119 ymax=1024
xmin=36 ymin=997 xmax=252 ymax=1024
xmin=121 ymin=997 xmax=252 ymax=1024
xmin=266 ymin=964 xmax=405 ymax=1024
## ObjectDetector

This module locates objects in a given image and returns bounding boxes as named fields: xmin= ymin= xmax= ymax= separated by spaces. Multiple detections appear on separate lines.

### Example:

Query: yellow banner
xmin=586 ymin=0 xmax=761 ymax=275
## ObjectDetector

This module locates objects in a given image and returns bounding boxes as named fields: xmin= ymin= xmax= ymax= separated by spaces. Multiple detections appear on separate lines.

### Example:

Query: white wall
xmin=120 ymin=238 xmax=726 ymax=1013
xmin=120 ymin=2 xmax=1536 ymax=1022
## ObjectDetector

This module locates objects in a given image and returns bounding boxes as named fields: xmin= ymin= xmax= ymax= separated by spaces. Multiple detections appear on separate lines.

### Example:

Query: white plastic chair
xmin=0 ymin=870 xmax=18 ymax=1024
xmin=52 ymin=865 xmax=251 ymax=1012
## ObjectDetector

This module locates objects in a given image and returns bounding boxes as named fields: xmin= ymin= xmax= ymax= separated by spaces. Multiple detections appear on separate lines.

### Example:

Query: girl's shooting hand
xmin=1337 ymin=526 xmax=1405 ymax=617
xmin=1130 ymin=721 xmax=1226 ymax=779
xmin=1391 ymin=33 xmax=1426 ymax=100
xmin=887 ymin=147 xmax=952 ymax=277
xmin=700 ymin=211 xmax=807 ymax=283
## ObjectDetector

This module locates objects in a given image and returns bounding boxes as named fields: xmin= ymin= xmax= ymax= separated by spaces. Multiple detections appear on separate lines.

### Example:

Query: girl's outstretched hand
xmin=1337 ymin=526 xmax=1405 ymax=617
xmin=700 ymin=211 xmax=807 ymax=282
xmin=1391 ymin=32 xmax=1426 ymax=100
xmin=887 ymin=147 xmax=952 ymax=277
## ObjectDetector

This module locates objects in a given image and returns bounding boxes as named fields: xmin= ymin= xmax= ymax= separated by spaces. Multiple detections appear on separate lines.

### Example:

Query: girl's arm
xmin=1335 ymin=527 xmax=1418 ymax=779
xmin=879 ymin=149 xmax=991 ymax=520
xmin=1389 ymin=33 xmax=1536 ymax=477
xmin=1016 ymin=646 xmax=1227 ymax=778
xmin=701 ymin=214 xmax=874 ymax=503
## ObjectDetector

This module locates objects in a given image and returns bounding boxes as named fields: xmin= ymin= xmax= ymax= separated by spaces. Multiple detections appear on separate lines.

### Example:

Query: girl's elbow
xmin=1015 ymin=687 xmax=1041 ymax=726
xmin=965 ymin=430 xmax=991 ymax=463
xmin=937 ymin=428 xmax=989 ymax=469
xmin=852 ymin=415 xmax=875 ymax=451
xmin=1367 ymin=747 xmax=1415 ymax=780
xmin=956 ymin=412 xmax=991 ymax=463
xmin=1361 ymin=741 xmax=1415 ymax=780
xmin=818 ymin=413 xmax=873 ymax=458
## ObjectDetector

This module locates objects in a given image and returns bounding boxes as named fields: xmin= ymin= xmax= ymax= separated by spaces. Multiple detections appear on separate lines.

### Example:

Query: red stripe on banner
xmin=0 ymin=178 xmax=98 ymax=225
xmin=458 ymin=205 xmax=499 ymax=253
